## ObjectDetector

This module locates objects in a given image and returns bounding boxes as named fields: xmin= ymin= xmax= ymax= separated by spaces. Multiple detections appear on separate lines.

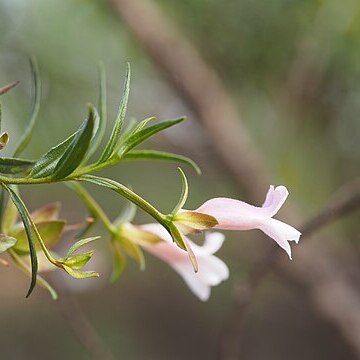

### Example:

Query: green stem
xmin=68 ymin=182 xmax=116 ymax=234
xmin=79 ymin=174 xmax=168 ymax=227
xmin=0 ymin=158 xmax=168 ymax=235
xmin=0 ymin=156 xmax=121 ymax=185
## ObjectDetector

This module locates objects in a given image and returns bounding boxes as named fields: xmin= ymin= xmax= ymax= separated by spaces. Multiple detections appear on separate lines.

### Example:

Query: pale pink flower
xmin=191 ymin=185 xmax=301 ymax=259
xmin=139 ymin=224 xmax=229 ymax=301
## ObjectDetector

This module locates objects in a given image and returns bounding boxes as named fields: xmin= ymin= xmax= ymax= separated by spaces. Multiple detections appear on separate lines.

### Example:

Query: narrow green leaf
xmin=30 ymin=131 xmax=78 ymax=178
xmin=118 ymin=118 xmax=185 ymax=156
xmin=110 ymin=240 xmax=126 ymax=283
xmin=123 ymin=150 xmax=201 ymax=174
xmin=62 ymin=265 xmax=99 ymax=279
xmin=82 ymin=107 xmax=100 ymax=164
xmin=80 ymin=174 xmax=166 ymax=233
xmin=52 ymin=106 xmax=95 ymax=179
xmin=66 ymin=236 xmax=100 ymax=258
xmin=0 ymin=157 xmax=34 ymax=174
xmin=0 ymin=235 xmax=17 ymax=253
xmin=132 ymin=116 xmax=156 ymax=133
xmin=117 ymin=118 xmax=137 ymax=145
xmin=98 ymin=63 xmax=130 ymax=162
xmin=13 ymin=57 xmax=41 ymax=157
xmin=85 ymin=62 xmax=107 ymax=161
xmin=3 ymin=185 xmax=38 ymax=297
xmin=114 ymin=117 xmax=155 ymax=154
xmin=171 ymin=168 xmax=189 ymax=215
xmin=63 ymin=250 xmax=94 ymax=270
xmin=80 ymin=176 xmax=121 ymax=193
xmin=30 ymin=106 xmax=96 ymax=179
xmin=98 ymin=62 xmax=107 ymax=143
xmin=2 ymin=194 xmax=18 ymax=234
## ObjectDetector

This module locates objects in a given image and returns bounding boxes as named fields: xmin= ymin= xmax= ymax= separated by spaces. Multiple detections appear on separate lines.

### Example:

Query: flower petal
xmin=138 ymin=223 xmax=228 ymax=300
xmin=197 ymin=232 xmax=225 ymax=255
xmin=174 ymin=262 xmax=211 ymax=301
xmin=258 ymin=218 xmax=301 ymax=259
xmin=262 ymin=185 xmax=289 ymax=217
xmin=194 ymin=185 xmax=290 ymax=231
xmin=195 ymin=256 xmax=229 ymax=286
xmin=196 ymin=197 xmax=265 ymax=230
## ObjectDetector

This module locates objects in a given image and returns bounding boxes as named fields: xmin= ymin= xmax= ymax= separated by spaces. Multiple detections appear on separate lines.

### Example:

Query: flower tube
xmin=175 ymin=185 xmax=301 ymax=259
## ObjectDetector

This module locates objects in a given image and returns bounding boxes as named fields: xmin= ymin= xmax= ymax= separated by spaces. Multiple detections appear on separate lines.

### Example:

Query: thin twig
xmin=301 ymin=179 xmax=360 ymax=237
xmin=0 ymin=81 xmax=20 ymax=96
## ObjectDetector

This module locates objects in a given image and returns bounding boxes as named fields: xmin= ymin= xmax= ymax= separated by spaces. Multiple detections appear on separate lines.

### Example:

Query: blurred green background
xmin=0 ymin=0 xmax=359 ymax=359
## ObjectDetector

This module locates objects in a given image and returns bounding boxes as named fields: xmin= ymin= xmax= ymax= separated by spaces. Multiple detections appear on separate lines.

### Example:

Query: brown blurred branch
xmin=219 ymin=179 xmax=360 ymax=360
xmin=301 ymin=179 xmax=360 ymax=237
xmin=56 ymin=280 xmax=115 ymax=360
xmin=108 ymin=0 xmax=360 ymax=357
xmin=0 ymin=81 xmax=19 ymax=96
xmin=109 ymin=0 xmax=270 ymax=202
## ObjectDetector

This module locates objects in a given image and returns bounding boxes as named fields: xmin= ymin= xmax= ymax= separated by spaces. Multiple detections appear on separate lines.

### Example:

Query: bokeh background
xmin=0 ymin=0 xmax=359 ymax=359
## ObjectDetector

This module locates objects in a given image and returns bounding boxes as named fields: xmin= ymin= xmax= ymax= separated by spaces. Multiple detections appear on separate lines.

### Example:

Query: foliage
xmin=0 ymin=60 xmax=201 ymax=298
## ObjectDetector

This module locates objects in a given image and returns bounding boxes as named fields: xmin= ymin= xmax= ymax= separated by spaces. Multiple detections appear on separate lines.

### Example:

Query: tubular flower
xmin=175 ymin=185 xmax=301 ymax=259
xmin=137 ymin=223 xmax=229 ymax=301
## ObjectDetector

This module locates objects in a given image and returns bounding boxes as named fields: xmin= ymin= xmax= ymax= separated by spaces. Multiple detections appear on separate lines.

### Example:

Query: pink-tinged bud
xmin=137 ymin=224 xmax=229 ymax=301
xmin=194 ymin=185 xmax=301 ymax=259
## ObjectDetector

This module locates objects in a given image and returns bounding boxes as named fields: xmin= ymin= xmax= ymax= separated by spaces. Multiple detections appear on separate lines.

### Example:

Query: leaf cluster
xmin=0 ymin=60 xmax=202 ymax=298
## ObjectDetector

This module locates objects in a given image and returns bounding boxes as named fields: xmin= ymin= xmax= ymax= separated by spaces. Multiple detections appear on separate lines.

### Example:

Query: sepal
xmin=173 ymin=211 xmax=218 ymax=234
